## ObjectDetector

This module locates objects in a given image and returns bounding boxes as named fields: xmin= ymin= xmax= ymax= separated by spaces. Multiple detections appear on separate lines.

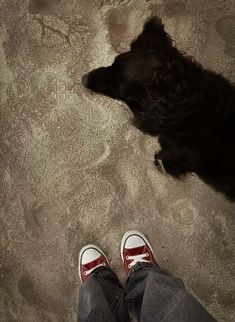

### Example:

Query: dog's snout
xmin=82 ymin=73 xmax=89 ymax=87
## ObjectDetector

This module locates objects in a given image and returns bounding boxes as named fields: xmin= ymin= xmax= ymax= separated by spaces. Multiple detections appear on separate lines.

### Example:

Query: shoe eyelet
xmin=84 ymin=271 xmax=87 ymax=276
xmin=145 ymin=253 xmax=149 ymax=257
xmin=126 ymin=256 xmax=129 ymax=260
xmin=102 ymin=263 xmax=105 ymax=266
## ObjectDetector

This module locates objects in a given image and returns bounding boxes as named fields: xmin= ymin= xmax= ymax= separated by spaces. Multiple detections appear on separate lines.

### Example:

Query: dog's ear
xmin=131 ymin=16 xmax=172 ymax=50
xmin=143 ymin=16 xmax=164 ymax=37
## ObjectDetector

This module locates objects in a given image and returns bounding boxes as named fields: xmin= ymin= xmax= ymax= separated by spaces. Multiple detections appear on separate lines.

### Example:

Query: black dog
xmin=82 ymin=17 xmax=235 ymax=201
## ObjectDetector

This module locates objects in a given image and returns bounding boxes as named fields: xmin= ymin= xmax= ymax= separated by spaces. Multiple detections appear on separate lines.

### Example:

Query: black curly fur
xmin=82 ymin=17 xmax=235 ymax=201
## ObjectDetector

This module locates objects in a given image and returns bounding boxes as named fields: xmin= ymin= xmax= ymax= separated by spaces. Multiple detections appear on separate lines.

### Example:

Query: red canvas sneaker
xmin=78 ymin=244 xmax=109 ymax=283
xmin=121 ymin=230 xmax=156 ymax=274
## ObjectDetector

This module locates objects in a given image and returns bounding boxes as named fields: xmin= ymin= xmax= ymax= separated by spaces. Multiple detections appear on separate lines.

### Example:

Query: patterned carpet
xmin=0 ymin=0 xmax=234 ymax=321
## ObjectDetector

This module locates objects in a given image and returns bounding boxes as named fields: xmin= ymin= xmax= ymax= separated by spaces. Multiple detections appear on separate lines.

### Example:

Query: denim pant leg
xmin=77 ymin=267 xmax=130 ymax=322
xmin=126 ymin=263 xmax=217 ymax=322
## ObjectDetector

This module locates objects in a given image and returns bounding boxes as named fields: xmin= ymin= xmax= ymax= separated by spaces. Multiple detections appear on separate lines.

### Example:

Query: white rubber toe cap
xmin=121 ymin=230 xmax=154 ymax=261
xmin=79 ymin=244 xmax=107 ymax=265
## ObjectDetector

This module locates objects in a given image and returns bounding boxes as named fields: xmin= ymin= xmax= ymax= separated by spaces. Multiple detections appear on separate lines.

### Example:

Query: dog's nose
xmin=82 ymin=73 xmax=89 ymax=87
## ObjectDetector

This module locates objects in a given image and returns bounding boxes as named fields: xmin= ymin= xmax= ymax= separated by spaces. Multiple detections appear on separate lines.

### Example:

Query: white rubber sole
xmin=78 ymin=244 xmax=109 ymax=282
xmin=120 ymin=230 xmax=155 ymax=261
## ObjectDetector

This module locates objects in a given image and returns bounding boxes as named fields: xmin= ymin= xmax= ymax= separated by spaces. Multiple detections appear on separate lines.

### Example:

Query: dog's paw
xmin=154 ymin=150 xmax=163 ymax=163
xmin=154 ymin=150 xmax=187 ymax=177
xmin=154 ymin=151 xmax=166 ymax=174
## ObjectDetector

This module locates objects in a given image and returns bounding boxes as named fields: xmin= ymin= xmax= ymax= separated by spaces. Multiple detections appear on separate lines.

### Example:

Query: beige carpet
xmin=0 ymin=0 xmax=235 ymax=321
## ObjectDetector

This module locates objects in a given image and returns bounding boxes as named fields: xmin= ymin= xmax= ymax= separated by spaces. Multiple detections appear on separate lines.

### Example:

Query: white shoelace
xmin=84 ymin=262 xmax=106 ymax=276
xmin=127 ymin=253 xmax=150 ymax=268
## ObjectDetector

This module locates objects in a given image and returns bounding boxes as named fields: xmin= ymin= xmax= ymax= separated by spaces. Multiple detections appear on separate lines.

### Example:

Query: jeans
xmin=77 ymin=263 xmax=217 ymax=322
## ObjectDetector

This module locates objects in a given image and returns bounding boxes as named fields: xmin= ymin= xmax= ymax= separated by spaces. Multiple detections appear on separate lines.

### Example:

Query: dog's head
xmin=82 ymin=17 xmax=173 ymax=113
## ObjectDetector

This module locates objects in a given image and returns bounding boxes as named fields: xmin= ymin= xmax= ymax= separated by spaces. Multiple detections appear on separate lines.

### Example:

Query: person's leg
xmin=120 ymin=231 xmax=217 ymax=322
xmin=77 ymin=244 xmax=130 ymax=322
